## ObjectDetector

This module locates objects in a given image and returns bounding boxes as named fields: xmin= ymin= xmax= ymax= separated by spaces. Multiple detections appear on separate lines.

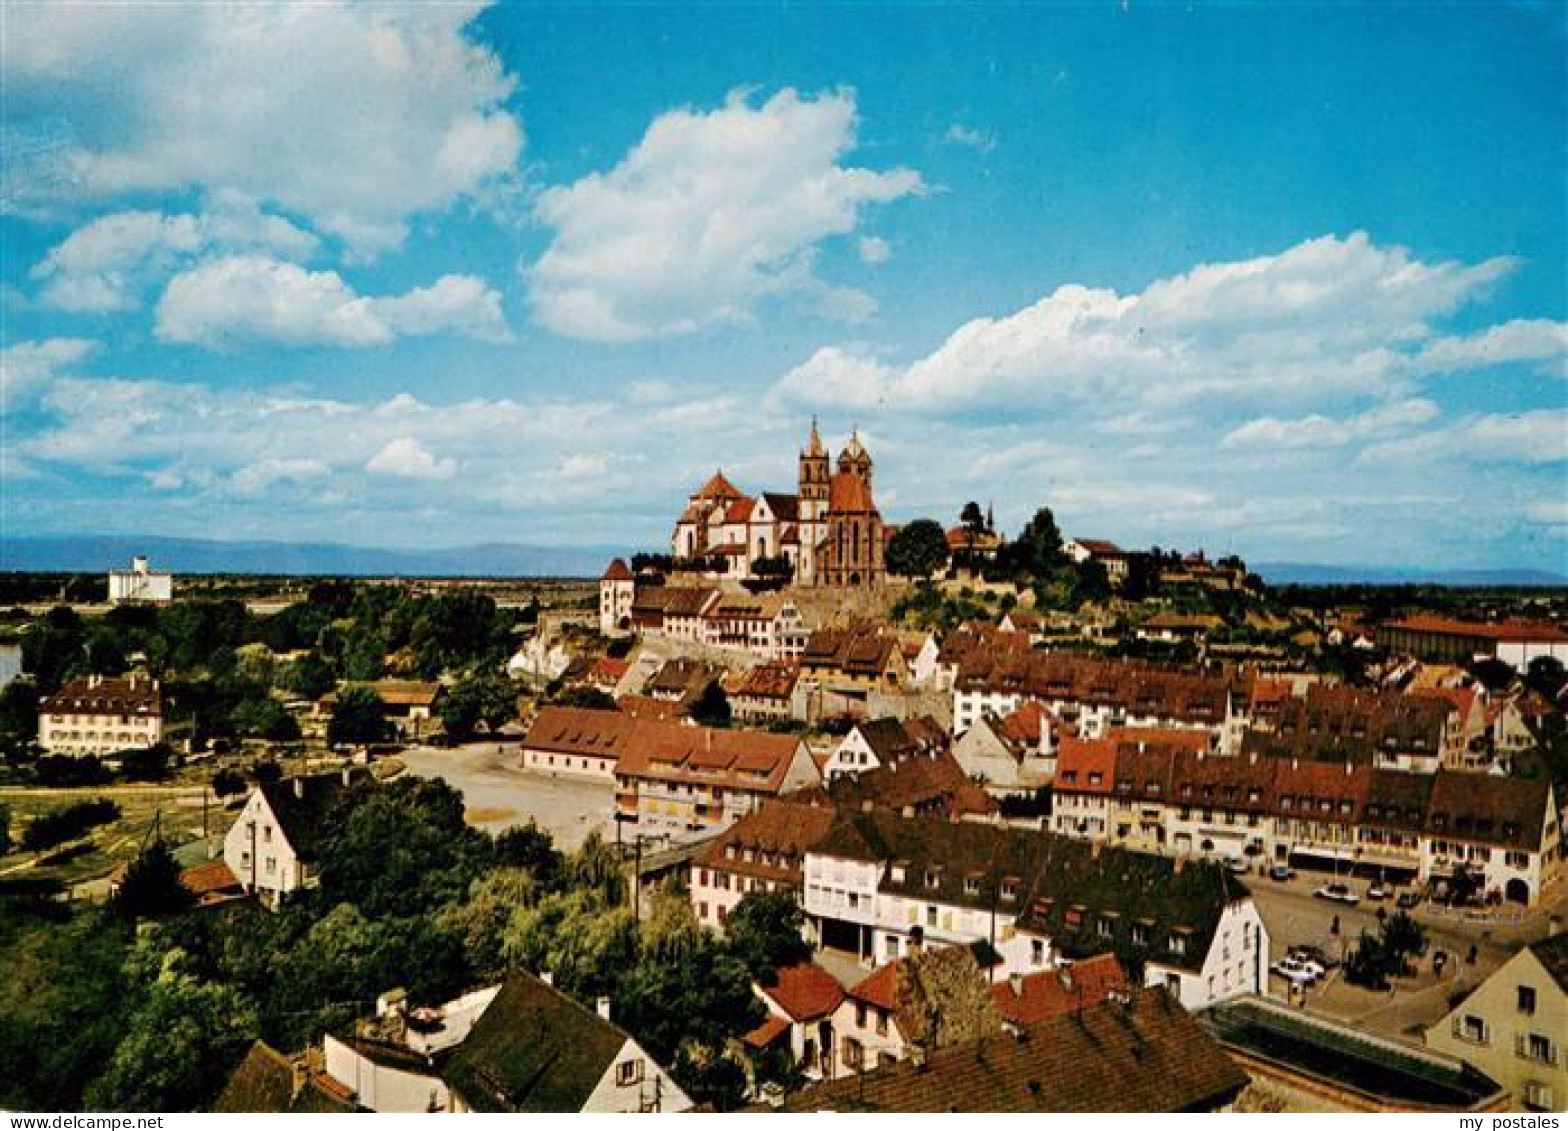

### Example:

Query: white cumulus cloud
xmin=1220 ymin=399 xmax=1439 ymax=450
xmin=365 ymin=437 xmax=458 ymax=480
xmin=774 ymin=232 xmax=1527 ymax=412
xmin=31 ymin=196 xmax=319 ymax=312
xmin=526 ymin=88 xmax=924 ymax=342
xmin=154 ymin=256 xmax=510 ymax=348
xmin=3 ymin=2 xmax=522 ymax=253
xmin=0 ymin=337 xmax=97 ymax=412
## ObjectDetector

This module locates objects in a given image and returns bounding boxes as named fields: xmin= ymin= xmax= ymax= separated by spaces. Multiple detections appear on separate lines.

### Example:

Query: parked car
xmin=1314 ymin=882 xmax=1359 ymax=905
xmin=1291 ymin=944 xmax=1340 ymax=971
xmin=1271 ymin=957 xmax=1319 ymax=986
xmin=1396 ymin=891 xmax=1422 ymax=910
xmin=1366 ymin=883 xmax=1390 ymax=901
xmin=1226 ymin=858 xmax=1250 ymax=875
xmin=1284 ymin=950 xmax=1327 ymax=979
xmin=1269 ymin=864 xmax=1294 ymax=882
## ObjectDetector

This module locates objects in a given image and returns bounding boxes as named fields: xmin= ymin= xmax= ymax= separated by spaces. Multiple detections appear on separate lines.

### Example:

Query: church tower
xmin=837 ymin=428 xmax=873 ymax=491
xmin=797 ymin=418 xmax=830 ymax=584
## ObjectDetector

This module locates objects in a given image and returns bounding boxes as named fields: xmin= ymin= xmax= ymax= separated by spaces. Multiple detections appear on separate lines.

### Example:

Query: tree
xmin=283 ymin=653 xmax=336 ymax=701
xmin=118 ymin=742 xmax=175 ymax=782
xmin=568 ymin=831 xmax=627 ymax=907
xmin=500 ymin=889 xmax=637 ymax=999
xmin=316 ymin=777 xmax=490 ymax=918
xmin=689 ymin=681 xmax=731 ymax=728
xmin=960 ymin=501 xmax=986 ymax=533
xmin=327 ymin=685 xmax=391 ymax=747
xmin=0 ymin=678 xmax=40 ymax=752
xmin=492 ymin=820 xmax=565 ymax=889
xmin=886 ymin=519 xmax=951 ymax=580
xmin=0 ymin=802 xmax=10 ymax=855
xmin=230 ymin=696 xmax=301 ymax=741
xmin=212 ymin=768 xmax=246 ymax=799
xmin=1380 ymin=909 xmax=1426 ymax=973
xmin=84 ymin=971 xmax=259 ymax=1112
xmin=440 ymin=671 xmax=518 ymax=743
xmin=552 ymin=686 xmax=616 ymax=710
xmin=1012 ymin=506 xmax=1065 ymax=580
xmin=437 ymin=867 xmax=542 ymax=975
xmin=115 ymin=840 xmax=195 ymax=919
xmin=724 ymin=890 xmax=811 ymax=979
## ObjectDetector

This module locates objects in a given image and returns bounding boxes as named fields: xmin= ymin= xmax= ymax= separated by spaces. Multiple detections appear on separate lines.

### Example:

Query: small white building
xmin=224 ymin=771 xmax=360 ymax=907
xmin=108 ymin=555 xmax=173 ymax=604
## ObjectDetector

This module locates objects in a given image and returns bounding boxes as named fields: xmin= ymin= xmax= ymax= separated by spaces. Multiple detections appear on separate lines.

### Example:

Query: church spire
xmin=806 ymin=416 xmax=825 ymax=457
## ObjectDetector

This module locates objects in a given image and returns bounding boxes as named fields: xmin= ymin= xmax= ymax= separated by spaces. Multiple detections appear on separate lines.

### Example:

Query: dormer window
xmin=963 ymin=875 xmax=980 ymax=896
xmin=1001 ymin=879 xmax=1019 ymax=901
xmin=925 ymin=869 xmax=941 ymax=890
xmin=891 ymin=864 xmax=906 ymax=883
xmin=1169 ymin=934 xmax=1187 ymax=957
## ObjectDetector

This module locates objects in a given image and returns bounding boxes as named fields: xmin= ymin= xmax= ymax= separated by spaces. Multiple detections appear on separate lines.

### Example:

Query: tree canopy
xmin=886 ymin=519 xmax=951 ymax=579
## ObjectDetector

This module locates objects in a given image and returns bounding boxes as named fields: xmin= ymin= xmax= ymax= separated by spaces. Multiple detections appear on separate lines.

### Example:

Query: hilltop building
xmin=670 ymin=422 xmax=885 ymax=588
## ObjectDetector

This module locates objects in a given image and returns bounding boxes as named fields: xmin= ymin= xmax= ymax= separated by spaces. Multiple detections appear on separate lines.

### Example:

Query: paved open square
xmin=399 ymin=742 xmax=616 ymax=851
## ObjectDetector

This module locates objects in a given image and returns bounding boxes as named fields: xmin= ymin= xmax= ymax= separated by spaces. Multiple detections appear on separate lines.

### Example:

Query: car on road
xmin=1269 ymin=864 xmax=1294 ymax=882
xmin=1271 ymin=957 xmax=1319 ymax=985
xmin=1314 ymin=882 xmax=1359 ymax=905
xmin=1396 ymin=891 xmax=1422 ymax=910
xmin=1366 ymin=883 xmax=1390 ymax=901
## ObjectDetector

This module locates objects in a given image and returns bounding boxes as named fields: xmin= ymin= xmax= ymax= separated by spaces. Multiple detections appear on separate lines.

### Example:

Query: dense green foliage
xmin=0 ymin=774 xmax=810 ymax=1113
xmin=19 ymin=799 xmax=121 ymax=852
xmin=885 ymin=518 xmax=950 ymax=579
xmin=326 ymin=685 xmax=392 ymax=747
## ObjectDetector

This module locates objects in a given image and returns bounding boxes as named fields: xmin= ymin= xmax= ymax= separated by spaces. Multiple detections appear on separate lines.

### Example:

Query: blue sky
xmin=2 ymin=1 xmax=1565 ymax=571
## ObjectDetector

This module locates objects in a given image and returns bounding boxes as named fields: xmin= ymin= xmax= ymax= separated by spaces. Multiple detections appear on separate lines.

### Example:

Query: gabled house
xmin=690 ymin=799 xmax=839 ymax=929
xmin=744 ymin=962 xmax=846 ymax=1081
xmin=443 ymin=974 xmax=691 ymax=1112
xmin=212 ymin=1041 xmax=359 ymax=1113
xmin=223 ymin=770 xmax=362 ymax=908
xmin=826 ymin=945 xmax=999 ymax=1081
xmin=950 ymin=699 xmax=1057 ymax=798
xmin=1425 ymin=931 xmax=1568 ymax=1113
xmin=824 ymin=715 xmax=947 ymax=780
xmin=773 ymin=990 xmax=1248 ymax=1112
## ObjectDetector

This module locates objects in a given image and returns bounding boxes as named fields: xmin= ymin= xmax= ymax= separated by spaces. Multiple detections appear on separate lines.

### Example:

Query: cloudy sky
xmin=2 ymin=2 xmax=1564 ymax=571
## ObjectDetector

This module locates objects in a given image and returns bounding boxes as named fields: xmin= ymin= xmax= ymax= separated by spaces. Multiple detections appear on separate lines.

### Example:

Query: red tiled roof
xmin=693 ymin=469 xmax=744 ymax=500
xmin=724 ymin=497 xmax=756 ymax=524
xmin=601 ymin=557 xmax=633 ymax=582
xmin=1054 ymin=736 xmax=1118 ymax=794
xmin=1380 ymin=614 xmax=1568 ymax=644
xmin=762 ymin=962 xmax=846 ymax=1022
xmin=989 ymin=954 xmax=1130 ymax=1027
xmin=694 ymin=799 xmax=839 ymax=883
xmin=180 ymin=859 xmax=241 ymax=898
xmin=742 ymin=1014 xmax=791 ymax=1050
xmin=827 ymin=471 xmax=876 ymax=513
xmin=847 ymin=961 xmax=900 ymax=1011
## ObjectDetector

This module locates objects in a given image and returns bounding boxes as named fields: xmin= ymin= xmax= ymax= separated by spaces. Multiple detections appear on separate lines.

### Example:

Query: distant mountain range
xmin=1253 ymin=562 xmax=1568 ymax=587
xmin=0 ymin=535 xmax=634 ymax=579
xmin=2 ymin=535 xmax=1562 ymax=587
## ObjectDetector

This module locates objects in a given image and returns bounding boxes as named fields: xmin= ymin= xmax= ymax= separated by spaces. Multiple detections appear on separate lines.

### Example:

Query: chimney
xmin=596 ymin=996 xmax=612 ymax=1022
xmin=1173 ymin=856 xmax=1186 ymax=875
xmin=294 ymin=776 xmax=305 ymax=799
xmin=342 ymin=767 xmax=352 ymax=786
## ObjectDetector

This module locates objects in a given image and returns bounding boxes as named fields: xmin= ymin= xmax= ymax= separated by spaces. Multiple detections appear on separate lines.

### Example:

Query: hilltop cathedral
xmin=671 ymin=423 xmax=886 ymax=588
